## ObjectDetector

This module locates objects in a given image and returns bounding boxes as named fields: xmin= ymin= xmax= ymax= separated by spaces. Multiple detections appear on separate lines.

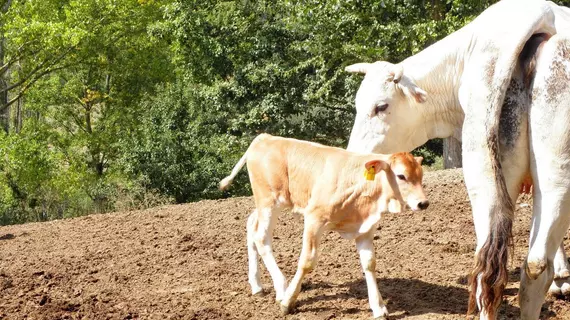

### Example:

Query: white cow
xmin=345 ymin=0 xmax=570 ymax=319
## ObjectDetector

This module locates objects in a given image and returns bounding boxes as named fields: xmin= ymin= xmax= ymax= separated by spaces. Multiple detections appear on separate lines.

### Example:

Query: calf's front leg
xmin=356 ymin=231 xmax=388 ymax=319
xmin=280 ymin=217 xmax=325 ymax=314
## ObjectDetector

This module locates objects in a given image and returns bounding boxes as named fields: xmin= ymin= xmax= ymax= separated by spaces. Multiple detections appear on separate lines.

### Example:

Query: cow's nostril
xmin=418 ymin=200 xmax=429 ymax=210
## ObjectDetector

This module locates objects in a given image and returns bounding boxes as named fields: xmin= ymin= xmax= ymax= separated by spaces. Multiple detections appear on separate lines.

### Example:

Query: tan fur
xmin=221 ymin=134 xmax=428 ymax=317
xmin=225 ymin=134 xmax=425 ymax=233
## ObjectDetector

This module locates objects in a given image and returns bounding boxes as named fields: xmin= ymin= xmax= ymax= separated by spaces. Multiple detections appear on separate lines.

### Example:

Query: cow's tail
xmin=219 ymin=151 xmax=248 ymax=191
xmin=467 ymin=4 xmax=555 ymax=318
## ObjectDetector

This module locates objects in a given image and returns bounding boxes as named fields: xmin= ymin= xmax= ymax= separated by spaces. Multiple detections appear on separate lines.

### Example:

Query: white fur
xmin=346 ymin=1 xmax=570 ymax=318
xmin=357 ymin=232 xmax=388 ymax=319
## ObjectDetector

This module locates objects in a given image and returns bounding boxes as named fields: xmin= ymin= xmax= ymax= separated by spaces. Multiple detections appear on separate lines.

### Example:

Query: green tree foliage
xmin=0 ymin=0 xmax=174 ymax=223
xmin=126 ymin=0 xmax=500 ymax=201
xmin=3 ymin=0 xmax=565 ymax=224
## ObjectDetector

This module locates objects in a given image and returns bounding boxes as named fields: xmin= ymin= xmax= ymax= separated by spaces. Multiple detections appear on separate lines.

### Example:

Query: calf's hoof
xmin=280 ymin=303 xmax=292 ymax=315
xmin=372 ymin=305 xmax=389 ymax=319
xmin=251 ymin=286 xmax=264 ymax=296
xmin=251 ymin=288 xmax=265 ymax=297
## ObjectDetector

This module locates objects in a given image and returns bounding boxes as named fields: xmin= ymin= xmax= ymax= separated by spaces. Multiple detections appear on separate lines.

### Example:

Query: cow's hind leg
xmin=357 ymin=231 xmax=388 ymax=319
xmin=520 ymin=33 xmax=570 ymax=319
xmin=463 ymin=69 xmax=530 ymax=319
xmin=549 ymin=243 xmax=570 ymax=295
xmin=519 ymin=181 xmax=570 ymax=319
xmin=280 ymin=216 xmax=325 ymax=314
xmin=247 ymin=211 xmax=263 ymax=295
xmin=253 ymin=207 xmax=287 ymax=301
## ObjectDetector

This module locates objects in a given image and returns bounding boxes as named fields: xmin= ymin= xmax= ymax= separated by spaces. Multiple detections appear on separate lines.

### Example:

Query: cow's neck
xmin=401 ymin=31 xmax=467 ymax=141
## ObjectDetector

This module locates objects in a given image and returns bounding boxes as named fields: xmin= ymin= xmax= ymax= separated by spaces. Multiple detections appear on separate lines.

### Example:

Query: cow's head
xmin=345 ymin=61 xmax=428 ymax=154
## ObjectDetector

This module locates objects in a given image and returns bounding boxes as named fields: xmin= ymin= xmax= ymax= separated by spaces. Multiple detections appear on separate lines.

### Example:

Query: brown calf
xmin=219 ymin=134 xmax=428 ymax=319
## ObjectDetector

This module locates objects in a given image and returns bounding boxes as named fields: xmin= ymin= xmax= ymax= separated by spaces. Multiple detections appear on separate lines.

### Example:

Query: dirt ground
xmin=1 ymin=169 xmax=570 ymax=320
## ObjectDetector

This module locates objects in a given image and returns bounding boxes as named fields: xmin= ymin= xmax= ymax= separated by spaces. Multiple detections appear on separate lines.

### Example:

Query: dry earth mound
xmin=1 ymin=169 xmax=570 ymax=319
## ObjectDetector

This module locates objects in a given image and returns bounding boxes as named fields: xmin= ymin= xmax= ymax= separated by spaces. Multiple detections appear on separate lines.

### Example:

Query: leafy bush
xmin=9 ymin=0 xmax=566 ymax=223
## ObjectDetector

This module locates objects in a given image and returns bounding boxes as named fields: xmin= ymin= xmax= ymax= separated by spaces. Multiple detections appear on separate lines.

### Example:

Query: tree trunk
xmin=0 ymin=0 xmax=12 ymax=133
xmin=13 ymin=96 xmax=22 ymax=132
xmin=443 ymin=137 xmax=462 ymax=169
xmin=430 ymin=0 xmax=443 ymax=21
xmin=0 ymin=34 xmax=8 ymax=133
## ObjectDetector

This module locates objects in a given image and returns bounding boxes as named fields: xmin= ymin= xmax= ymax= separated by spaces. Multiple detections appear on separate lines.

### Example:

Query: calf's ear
xmin=364 ymin=160 xmax=389 ymax=173
xmin=388 ymin=199 xmax=402 ymax=213
xmin=414 ymin=156 xmax=423 ymax=165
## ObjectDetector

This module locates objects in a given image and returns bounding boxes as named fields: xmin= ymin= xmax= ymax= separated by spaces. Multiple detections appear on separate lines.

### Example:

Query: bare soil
xmin=1 ymin=169 xmax=570 ymax=319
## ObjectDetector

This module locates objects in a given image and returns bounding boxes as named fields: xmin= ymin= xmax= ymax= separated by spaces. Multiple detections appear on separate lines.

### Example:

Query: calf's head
xmin=345 ymin=61 xmax=428 ymax=154
xmin=387 ymin=152 xmax=428 ymax=211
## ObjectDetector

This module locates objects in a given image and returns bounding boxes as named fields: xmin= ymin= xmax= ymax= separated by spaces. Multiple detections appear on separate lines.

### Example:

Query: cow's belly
xmin=498 ymin=75 xmax=531 ymax=196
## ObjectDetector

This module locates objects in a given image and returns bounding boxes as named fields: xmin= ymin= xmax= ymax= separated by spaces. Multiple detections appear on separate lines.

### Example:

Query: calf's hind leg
xmin=247 ymin=211 xmax=263 ymax=295
xmin=280 ymin=216 xmax=325 ymax=314
xmin=252 ymin=207 xmax=287 ymax=301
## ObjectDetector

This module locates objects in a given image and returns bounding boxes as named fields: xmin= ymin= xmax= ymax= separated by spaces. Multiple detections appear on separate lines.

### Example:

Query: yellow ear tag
xmin=365 ymin=166 xmax=376 ymax=181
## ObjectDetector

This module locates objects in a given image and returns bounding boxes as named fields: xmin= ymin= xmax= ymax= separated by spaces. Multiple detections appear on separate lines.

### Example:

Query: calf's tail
xmin=219 ymin=151 xmax=248 ymax=190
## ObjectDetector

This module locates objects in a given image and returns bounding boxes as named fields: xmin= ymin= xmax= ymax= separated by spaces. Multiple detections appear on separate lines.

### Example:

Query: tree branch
xmin=0 ymin=45 xmax=41 ymax=76
xmin=0 ymin=45 xmax=75 ymax=96
xmin=0 ymin=63 xmax=73 ymax=112
xmin=2 ymin=0 xmax=12 ymax=13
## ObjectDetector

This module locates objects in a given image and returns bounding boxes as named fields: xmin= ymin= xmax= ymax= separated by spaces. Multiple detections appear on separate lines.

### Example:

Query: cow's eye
xmin=374 ymin=104 xmax=389 ymax=115
xmin=397 ymin=174 xmax=406 ymax=181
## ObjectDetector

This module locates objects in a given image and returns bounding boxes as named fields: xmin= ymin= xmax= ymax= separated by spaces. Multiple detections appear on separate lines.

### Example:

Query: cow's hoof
xmin=556 ymin=269 xmax=570 ymax=279
xmin=549 ymin=277 xmax=570 ymax=296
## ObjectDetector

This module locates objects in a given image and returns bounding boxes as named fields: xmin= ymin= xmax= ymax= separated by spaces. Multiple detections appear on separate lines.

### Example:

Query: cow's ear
xmin=364 ymin=160 xmax=389 ymax=173
xmin=386 ymin=64 xmax=404 ymax=84
xmin=403 ymin=84 xmax=427 ymax=103
xmin=414 ymin=156 xmax=423 ymax=165
xmin=345 ymin=63 xmax=371 ymax=74
xmin=411 ymin=86 xmax=427 ymax=103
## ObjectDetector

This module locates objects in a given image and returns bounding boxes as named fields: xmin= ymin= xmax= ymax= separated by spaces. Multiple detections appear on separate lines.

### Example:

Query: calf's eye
xmin=397 ymin=174 xmax=406 ymax=181
xmin=374 ymin=103 xmax=389 ymax=115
